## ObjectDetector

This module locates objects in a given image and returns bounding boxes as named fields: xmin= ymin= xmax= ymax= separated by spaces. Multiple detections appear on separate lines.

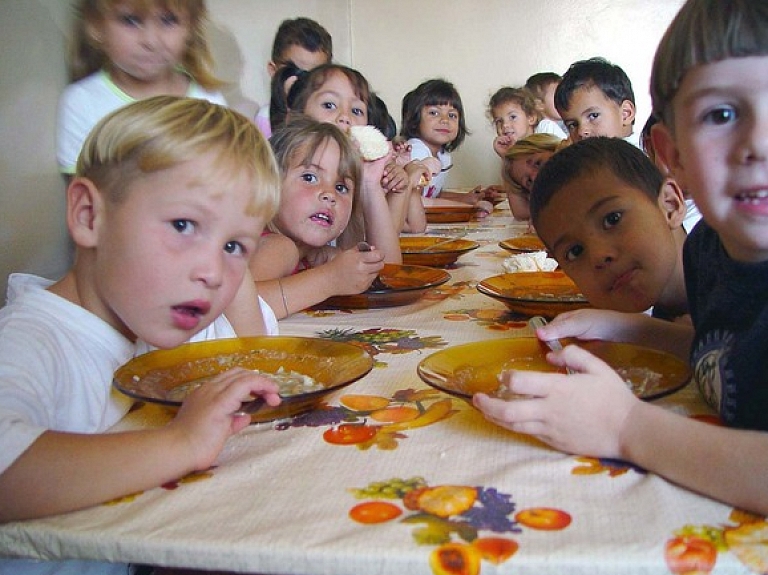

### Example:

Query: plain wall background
xmin=0 ymin=0 xmax=684 ymax=297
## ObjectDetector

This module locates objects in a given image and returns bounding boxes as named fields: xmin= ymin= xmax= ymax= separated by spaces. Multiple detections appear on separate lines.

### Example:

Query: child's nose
xmin=193 ymin=249 xmax=225 ymax=288
xmin=319 ymin=188 xmax=337 ymax=204
xmin=739 ymin=113 xmax=768 ymax=163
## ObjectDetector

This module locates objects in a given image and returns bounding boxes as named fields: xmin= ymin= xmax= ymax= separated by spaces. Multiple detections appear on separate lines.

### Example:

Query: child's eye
xmin=427 ymin=108 xmax=439 ymax=117
xmin=118 ymin=13 xmax=142 ymax=27
xmin=702 ymin=106 xmax=737 ymax=125
xmin=565 ymin=121 xmax=578 ymax=132
xmin=352 ymin=106 xmax=366 ymax=117
xmin=159 ymin=11 xmax=180 ymax=26
xmin=448 ymin=111 xmax=459 ymax=120
xmin=171 ymin=219 xmax=195 ymax=234
xmin=321 ymin=101 xmax=337 ymax=111
xmin=335 ymin=183 xmax=350 ymax=195
xmin=603 ymin=211 xmax=622 ymax=228
xmin=588 ymin=112 xmax=600 ymax=121
xmin=564 ymin=244 xmax=584 ymax=262
xmin=301 ymin=172 xmax=318 ymax=184
xmin=224 ymin=241 xmax=245 ymax=256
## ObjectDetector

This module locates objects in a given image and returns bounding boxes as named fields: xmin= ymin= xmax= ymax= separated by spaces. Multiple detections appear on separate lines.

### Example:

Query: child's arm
xmin=357 ymin=153 xmax=403 ymax=264
xmin=223 ymin=268 xmax=268 ymax=336
xmin=0 ymin=369 xmax=281 ymax=522
xmin=473 ymin=345 xmax=768 ymax=515
xmin=255 ymin=245 xmax=385 ymax=318
xmin=401 ymin=189 xmax=427 ymax=233
xmin=538 ymin=308 xmax=694 ymax=361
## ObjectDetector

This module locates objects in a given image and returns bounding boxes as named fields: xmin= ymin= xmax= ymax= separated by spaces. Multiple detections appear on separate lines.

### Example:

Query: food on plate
xmin=349 ymin=125 xmax=389 ymax=161
xmin=165 ymin=366 xmax=322 ymax=402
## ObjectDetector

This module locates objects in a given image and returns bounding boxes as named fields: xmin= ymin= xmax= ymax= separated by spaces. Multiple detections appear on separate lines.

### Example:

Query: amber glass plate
xmin=499 ymin=234 xmax=546 ymax=253
xmin=425 ymin=205 xmax=476 ymax=223
xmin=400 ymin=236 xmax=480 ymax=267
xmin=417 ymin=337 xmax=691 ymax=401
xmin=113 ymin=336 xmax=374 ymax=423
xmin=477 ymin=271 xmax=590 ymax=318
xmin=318 ymin=263 xmax=450 ymax=309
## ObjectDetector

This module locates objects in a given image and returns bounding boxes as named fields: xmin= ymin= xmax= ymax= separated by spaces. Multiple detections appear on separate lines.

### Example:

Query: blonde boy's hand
xmin=169 ymin=368 xmax=281 ymax=471
xmin=473 ymin=344 xmax=637 ymax=457
xmin=328 ymin=245 xmax=385 ymax=294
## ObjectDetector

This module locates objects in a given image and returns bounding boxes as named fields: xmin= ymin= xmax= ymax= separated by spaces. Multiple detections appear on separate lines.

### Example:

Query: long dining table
xmin=1 ymin=202 xmax=766 ymax=575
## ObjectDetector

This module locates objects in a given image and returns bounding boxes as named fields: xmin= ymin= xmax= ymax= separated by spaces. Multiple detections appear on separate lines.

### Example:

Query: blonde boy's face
xmin=492 ymin=101 xmax=536 ymax=144
xmin=535 ymin=168 xmax=682 ymax=313
xmin=88 ymin=152 xmax=264 ymax=348
xmin=509 ymin=150 xmax=554 ymax=193
xmin=560 ymin=86 xmax=635 ymax=142
xmin=658 ymin=56 xmax=768 ymax=263
xmin=275 ymin=139 xmax=354 ymax=250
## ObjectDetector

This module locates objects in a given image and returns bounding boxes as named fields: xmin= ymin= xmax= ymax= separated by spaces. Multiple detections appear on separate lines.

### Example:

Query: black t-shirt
xmin=684 ymin=221 xmax=768 ymax=430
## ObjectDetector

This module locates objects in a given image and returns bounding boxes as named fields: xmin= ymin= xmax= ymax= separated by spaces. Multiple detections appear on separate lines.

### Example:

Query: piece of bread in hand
xmin=349 ymin=125 xmax=389 ymax=161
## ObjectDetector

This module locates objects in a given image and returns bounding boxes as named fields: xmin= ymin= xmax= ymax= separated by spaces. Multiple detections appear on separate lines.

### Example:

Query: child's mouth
xmin=735 ymin=189 xmax=768 ymax=204
xmin=171 ymin=301 xmax=211 ymax=330
xmin=311 ymin=212 xmax=333 ymax=226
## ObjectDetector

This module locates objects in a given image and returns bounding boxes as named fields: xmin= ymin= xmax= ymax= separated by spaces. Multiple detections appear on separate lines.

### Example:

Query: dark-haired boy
xmin=554 ymin=57 xmax=638 ymax=146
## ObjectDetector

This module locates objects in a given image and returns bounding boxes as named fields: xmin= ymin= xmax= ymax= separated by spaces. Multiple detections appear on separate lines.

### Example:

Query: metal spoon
xmin=357 ymin=242 xmax=389 ymax=290
xmin=416 ymin=233 xmax=468 ymax=253
xmin=232 ymin=397 xmax=268 ymax=418
xmin=528 ymin=316 xmax=575 ymax=374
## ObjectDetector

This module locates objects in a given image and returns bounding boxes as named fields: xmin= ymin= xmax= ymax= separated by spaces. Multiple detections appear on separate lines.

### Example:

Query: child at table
xmin=282 ymin=63 xmax=405 ymax=260
xmin=400 ymin=78 xmax=496 ymax=215
xmin=475 ymin=0 xmax=768 ymax=515
xmin=57 ymin=0 xmax=226 ymax=176
xmin=530 ymin=137 xmax=688 ymax=320
xmin=0 ymin=97 xmax=284 ymax=575
xmin=525 ymin=71 xmax=567 ymax=135
xmin=489 ymin=86 xmax=567 ymax=158
xmin=503 ymin=133 xmax=566 ymax=221
xmin=554 ymin=57 xmax=638 ymax=146
xmin=256 ymin=16 xmax=333 ymax=138
xmin=249 ymin=116 xmax=386 ymax=317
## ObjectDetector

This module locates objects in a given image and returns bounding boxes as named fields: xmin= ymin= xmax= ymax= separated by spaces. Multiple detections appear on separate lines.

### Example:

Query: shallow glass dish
xmin=424 ymin=205 xmax=476 ymax=223
xmin=499 ymin=234 xmax=547 ymax=253
xmin=400 ymin=236 xmax=480 ymax=267
xmin=477 ymin=271 xmax=590 ymax=318
xmin=318 ymin=263 xmax=450 ymax=309
xmin=113 ymin=336 xmax=374 ymax=423
xmin=417 ymin=337 xmax=691 ymax=402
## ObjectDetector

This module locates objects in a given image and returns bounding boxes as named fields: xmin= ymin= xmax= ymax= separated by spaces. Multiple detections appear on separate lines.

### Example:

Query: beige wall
xmin=0 ymin=0 xmax=684 ymax=296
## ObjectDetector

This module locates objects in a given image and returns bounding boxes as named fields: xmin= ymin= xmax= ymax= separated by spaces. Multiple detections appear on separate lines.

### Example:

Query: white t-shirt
xmin=535 ymin=118 xmax=568 ymax=140
xmin=254 ymin=105 xmax=272 ymax=139
xmin=408 ymin=138 xmax=452 ymax=198
xmin=56 ymin=70 xmax=227 ymax=174
xmin=0 ymin=274 xmax=276 ymax=575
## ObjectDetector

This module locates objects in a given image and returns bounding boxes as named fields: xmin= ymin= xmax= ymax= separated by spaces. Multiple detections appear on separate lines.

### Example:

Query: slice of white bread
xmin=349 ymin=125 xmax=389 ymax=161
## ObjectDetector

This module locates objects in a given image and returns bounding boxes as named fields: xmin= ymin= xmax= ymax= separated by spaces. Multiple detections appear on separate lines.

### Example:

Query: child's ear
xmin=651 ymin=122 xmax=686 ymax=188
xmin=266 ymin=60 xmax=278 ymax=78
xmin=620 ymin=100 xmax=636 ymax=126
xmin=657 ymin=177 xmax=687 ymax=229
xmin=66 ymin=177 xmax=104 ymax=248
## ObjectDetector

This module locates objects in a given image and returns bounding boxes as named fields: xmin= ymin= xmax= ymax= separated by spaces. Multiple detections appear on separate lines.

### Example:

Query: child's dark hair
xmin=269 ymin=62 xmax=308 ymax=132
xmin=400 ymin=79 xmax=468 ymax=152
xmin=530 ymin=137 xmax=663 ymax=230
xmin=651 ymin=0 xmax=768 ymax=128
xmin=525 ymin=72 xmax=562 ymax=100
xmin=270 ymin=17 xmax=333 ymax=67
xmin=285 ymin=63 xmax=373 ymax=121
xmin=554 ymin=57 xmax=635 ymax=115
xmin=369 ymin=94 xmax=397 ymax=140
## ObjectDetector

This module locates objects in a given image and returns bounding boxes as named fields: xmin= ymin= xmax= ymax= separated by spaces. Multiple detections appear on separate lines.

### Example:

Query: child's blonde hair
xmin=69 ymin=0 xmax=222 ymax=90
xmin=77 ymin=95 xmax=280 ymax=219
xmin=268 ymin=115 xmax=364 ymax=246
xmin=502 ymin=133 xmax=566 ymax=196
xmin=651 ymin=0 xmax=768 ymax=128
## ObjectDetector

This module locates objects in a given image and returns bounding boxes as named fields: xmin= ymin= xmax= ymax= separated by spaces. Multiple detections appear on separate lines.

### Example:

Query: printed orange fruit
xmin=515 ymin=507 xmax=572 ymax=530
xmin=349 ymin=501 xmax=402 ymax=524
xmin=323 ymin=424 xmax=377 ymax=445
xmin=369 ymin=406 xmax=421 ymax=423
xmin=471 ymin=537 xmax=519 ymax=564
xmin=429 ymin=542 xmax=481 ymax=575
xmin=339 ymin=394 xmax=390 ymax=411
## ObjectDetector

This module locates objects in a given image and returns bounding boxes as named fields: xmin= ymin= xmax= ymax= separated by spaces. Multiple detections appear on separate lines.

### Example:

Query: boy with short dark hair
xmin=554 ymin=57 xmax=638 ymax=146
xmin=530 ymin=137 xmax=688 ymax=320
xmin=475 ymin=0 xmax=768 ymax=515
xmin=255 ymin=17 xmax=333 ymax=137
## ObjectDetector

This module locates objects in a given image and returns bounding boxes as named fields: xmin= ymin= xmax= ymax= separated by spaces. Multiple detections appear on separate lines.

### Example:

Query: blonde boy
xmin=475 ymin=0 xmax=768 ymax=515
xmin=0 ymin=97 xmax=282 ymax=573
